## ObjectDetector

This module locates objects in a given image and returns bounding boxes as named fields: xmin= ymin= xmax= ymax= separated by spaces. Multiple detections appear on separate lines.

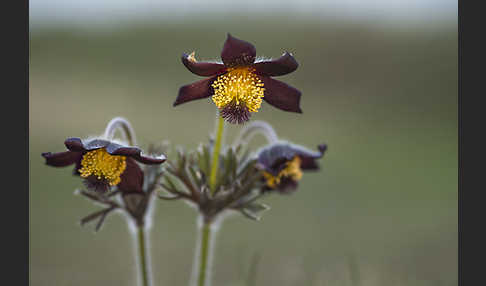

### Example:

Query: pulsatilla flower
xmin=257 ymin=143 xmax=327 ymax=193
xmin=175 ymin=33 xmax=302 ymax=124
xmin=42 ymin=138 xmax=166 ymax=193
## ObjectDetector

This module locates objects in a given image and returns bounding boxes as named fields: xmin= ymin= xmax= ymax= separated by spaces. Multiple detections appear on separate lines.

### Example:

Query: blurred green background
xmin=30 ymin=10 xmax=457 ymax=286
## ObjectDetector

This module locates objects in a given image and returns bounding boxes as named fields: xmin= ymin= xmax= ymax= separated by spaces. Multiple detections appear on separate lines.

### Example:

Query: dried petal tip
xmin=188 ymin=51 xmax=196 ymax=62
xmin=181 ymin=52 xmax=225 ymax=77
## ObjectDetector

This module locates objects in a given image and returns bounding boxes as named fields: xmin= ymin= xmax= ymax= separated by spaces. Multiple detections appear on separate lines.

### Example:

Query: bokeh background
xmin=30 ymin=1 xmax=457 ymax=285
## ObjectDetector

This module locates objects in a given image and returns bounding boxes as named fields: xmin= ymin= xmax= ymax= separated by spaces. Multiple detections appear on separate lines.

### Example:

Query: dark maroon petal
xmin=254 ymin=52 xmax=299 ymax=77
xmin=134 ymin=154 xmax=166 ymax=165
xmin=220 ymin=33 xmax=256 ymax=67
xmin=64 ymin=137 xmax=113 ymax=152
xmin=82 ymin=177 xmax=110 ymax=193
xmin=181 ymin=52 xmax=226 ymax=76
xmin=261 ymin=172 xmax=299 ymax=194
xmin=174 ymin=76 xmax=216 ymax=107
xmin=74 ymin=157 xmax=83 ymax=175
xmin=276 ymin=177 xmax=299 ymax=194
xmin=42 ymin=151 xmax=82 ymax=167
xmin=118 ymin=158 xmax=144 ymax=193
xmin=106 ymin=143 xmax=166 ymax=165
xmin=104 ymin=142 xmax=137 ymax=156
xmin=64 ymin=138 xmax=86 ymax=152
xmin=261 ymin=77 xmax=302 ymax=113
xmin=294 ymin=144 xmax=327 ymax=170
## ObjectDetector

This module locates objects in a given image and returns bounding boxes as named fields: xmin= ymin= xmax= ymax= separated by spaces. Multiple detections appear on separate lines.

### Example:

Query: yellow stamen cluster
xmin=212 ymin=67 xmax=265 ymax=112
xmin=263 ymin=156 xmax=303 ymax=189
xmin=79 ymin=148 xmax=127 ymax=186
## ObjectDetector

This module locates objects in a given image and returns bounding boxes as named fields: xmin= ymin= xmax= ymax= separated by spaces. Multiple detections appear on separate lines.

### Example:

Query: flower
xmin=175 ymin=33 xmax=302 ymax=124
xmin=256 ymin=143 xmax=327 ymax=193
xmin=42 ymin=138 xmax=166 ymax=193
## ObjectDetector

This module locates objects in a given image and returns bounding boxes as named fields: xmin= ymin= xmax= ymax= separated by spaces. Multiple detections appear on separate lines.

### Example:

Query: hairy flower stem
xmin=105 ymin=117 xmax=150 ymax=286
xmin=137 ymin=225 xmax=150 ymax=286
xmin=197 ymin=222 xmax=212 ymax=286
xmin=104 ymin=117 xmax=137 ymax=146
xmin=209 ymin=115 xmax=225 ymax=194
xmin=232 ymin=120 xmax=278 ymax=147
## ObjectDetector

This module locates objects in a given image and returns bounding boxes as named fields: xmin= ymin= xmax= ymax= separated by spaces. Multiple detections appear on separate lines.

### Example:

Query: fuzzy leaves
xmin=159 ymin=139 xmax=268 ymax=222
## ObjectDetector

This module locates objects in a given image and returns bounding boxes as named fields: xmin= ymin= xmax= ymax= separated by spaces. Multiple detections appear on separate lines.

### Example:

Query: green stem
xmin=197 ymin=222 xmax=212 ymax=286
xmin=209 ymin=116 xmax=225 ymax=194
xmin=137 ymin=226 xmax=150 ymax=286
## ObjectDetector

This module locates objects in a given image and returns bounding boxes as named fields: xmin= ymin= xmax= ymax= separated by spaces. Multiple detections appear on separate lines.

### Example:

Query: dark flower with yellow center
xmin=257 ymin=143 xmax=327 ymax=193
xmin=42 ymin=138 xmax=166 ymax=193
xmin=174 ymin=33 xmax=302 ymax=124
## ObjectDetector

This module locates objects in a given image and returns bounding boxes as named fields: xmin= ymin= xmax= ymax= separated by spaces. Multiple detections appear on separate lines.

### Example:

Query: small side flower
xmin=256 ymin=143 xmax=327 ymax=193
xmin=42 ymin=137 xmax=166 ymax=193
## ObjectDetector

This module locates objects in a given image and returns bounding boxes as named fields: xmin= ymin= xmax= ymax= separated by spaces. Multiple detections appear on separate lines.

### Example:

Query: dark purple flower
xmin=42 ymin=138 xmax=166 ymax=193
xmin=256 ymin=143 xmax=327 ymax=193
xmin=175 ymin=33 xmax=302 ymax=124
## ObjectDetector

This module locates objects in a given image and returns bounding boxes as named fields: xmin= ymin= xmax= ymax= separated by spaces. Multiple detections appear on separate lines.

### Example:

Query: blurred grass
xmin=30 ymin=16 xmax=457 ymax=286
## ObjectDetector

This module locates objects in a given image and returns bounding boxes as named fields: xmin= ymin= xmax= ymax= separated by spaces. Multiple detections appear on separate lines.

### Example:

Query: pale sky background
xmin=31 ymin=0 xmax=457 ymax=26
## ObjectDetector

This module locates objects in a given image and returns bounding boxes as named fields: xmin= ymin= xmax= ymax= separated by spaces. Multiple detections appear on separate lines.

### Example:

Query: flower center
xmin=263 ymin=156 xmax=303 ymax=189
xmin=79 ymin=148 xmax=127 ymax=186
xmin=211 ymin=67 xmax=265 ymax=113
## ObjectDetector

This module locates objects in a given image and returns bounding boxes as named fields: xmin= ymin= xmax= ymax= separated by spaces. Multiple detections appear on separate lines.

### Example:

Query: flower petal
xmin=261 ymin=77 xmax=302 ymax=113
xmin=275 ymin=177 xmax=299 ymax=194
xmin=257 ymin=144 xmax=298 ymax=174
xmin=105 ymin=143 xmax=166 ymax=165
xmin=82 ymin=177 xmax=110 ymax=193
xmin=65 ymin=138 xmax=165 ymax=166
xmin=257 ymin=143 xmax=327 ymax=173
xmin=118 ymin=158 xmax=144 ymax=193
xmin=221 ymin=33 xmax=256 ymax=67
xmin=254 ymin=52 xmax=299 ymax=77
xmin=65 ymin=137 xmax=113 ymax=152
xmin=181 ymin=52 xmax=226 ymax=76
xmin=131 ymin=152 xmax=166 ymax=165
xmin=174 ymin=76 xmax=216 ymax=107
xmin=64 ymin=137 xmax=86 ymax=152
xmin=42 ymin=151 xmax=82 ymax=167
xmin=294 ymin=144 xmax=327 ymax=170
xmin=85 ymin=139 xmax=114 ymax=150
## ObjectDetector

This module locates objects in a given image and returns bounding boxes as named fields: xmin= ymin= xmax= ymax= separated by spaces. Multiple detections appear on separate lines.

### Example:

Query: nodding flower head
xmin=42 ymin=138 xmax=166 ymax=193
xmin=175 ymin=33 xmax=302 ymax=124
xmin=256 ymin=143 xmax=327 ymax=193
